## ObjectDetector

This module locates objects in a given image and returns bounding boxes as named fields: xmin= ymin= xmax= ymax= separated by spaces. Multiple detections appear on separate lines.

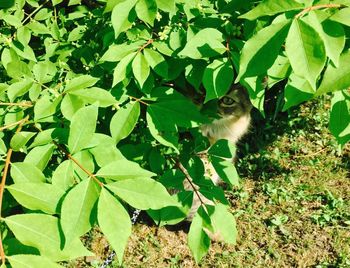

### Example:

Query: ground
xmin=68 ymin=97 xmax=350 ymax=267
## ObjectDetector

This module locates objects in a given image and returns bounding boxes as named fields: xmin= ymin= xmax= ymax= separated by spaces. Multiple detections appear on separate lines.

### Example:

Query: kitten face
xmin=217 ymin=85 xmax=252 ymax=119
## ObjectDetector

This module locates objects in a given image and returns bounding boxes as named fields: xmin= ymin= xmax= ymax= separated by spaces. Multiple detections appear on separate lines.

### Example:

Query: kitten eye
xmin=221 ymin=96 xmax=235 ymax=105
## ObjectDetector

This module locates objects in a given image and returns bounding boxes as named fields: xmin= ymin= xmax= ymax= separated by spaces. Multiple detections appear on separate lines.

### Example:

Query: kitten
xmin=185 ymin=84 xmax=252 ymax=220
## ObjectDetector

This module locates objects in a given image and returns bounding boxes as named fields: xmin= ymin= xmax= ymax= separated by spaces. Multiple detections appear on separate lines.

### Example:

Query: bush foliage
xmin=0 ymin=0 xmax=349 ymax=266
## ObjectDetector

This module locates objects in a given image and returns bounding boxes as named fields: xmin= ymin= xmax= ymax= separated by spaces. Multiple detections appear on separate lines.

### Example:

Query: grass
xmin=69 ymin=97 xmax=350 ymax=267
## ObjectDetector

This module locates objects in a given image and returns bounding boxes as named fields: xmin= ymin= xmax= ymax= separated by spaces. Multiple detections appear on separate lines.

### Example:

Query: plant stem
xmin=0 ymin=118 xmax=29 ymax=132
xmin=0 ymin=102 xmax=33 ymax=107
xmin=22 ymin=0 xmax=50 ymax=25
xmin=138 ymin=39 xmax=153 ymax=53
xmin=53 ymin=141 xmax=104 ymax=187
xmin=0 ymin=116 xmax=28 ymax=265
xmin=129 ymin=96 xmax=149 ymax=106
xmin=295 ymin=4 xmax=342 ymax=18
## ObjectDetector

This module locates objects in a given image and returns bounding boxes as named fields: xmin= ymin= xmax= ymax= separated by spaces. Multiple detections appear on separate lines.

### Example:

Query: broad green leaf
xmin=96 ymin=159 xmax=155 ymax=180
xmin=24 ymin=144 xmax=55 ymax=171
xmin=26 ymin=21 xmax=51 ymax=35
xmin=316 ymin=50 xmax=350 ymax=96
xmin=143 ymin=48 xmax=168 ymax=78
xmin=178 ymin=28 xmax=226 ymax=59
xmin=64 ymin=75 xmax=99 ymax=93
xmin=208 ymin=139 xmax=236 ymax=158
xmin=106 ymin=177 xmax=178 ymax=210
xmin=2 ymin=15 xmax=21 ymax=27
xmin=239 ymin=0 xmax=304 ymax=20
xmin=34 ymin=8 xmax=51 ymax=21
xmin=34 ymin=95 xmax=62 ymax=122
xmin=71 ymin=150 xmax=95 ymax=181
xmin=7 ymin=182 xmax=64 ymax=214
xmin=188 ymin=210 xmax=210 ymax=263
xmin=0 ymin=0 xmax=15 ymax=9
xmin=51 ymin=160 xmax=74 ymax=191
xmin=285 ymin=19 xmax=326 ymax=89
xmin=17 ymin=26 xmax=31 ymax=45
xmin=69 ymin=87 xmax=116 ymax=107
xmin=61 ymin=94 xmax=85 ymax=120
xmin=110 ymin=101 xmax=140 ymax=143
xmin=6 ymin=80 xmax=33 ymax=102
xmin=68 ymin=105 xmax=98 ymax=154
xmin=11 ymin=41 xmax=37 ymax=62
xmin=100 ymin=41 xmax=142 ymax=62
xmin=236 ymin=20 xmax=290 ymax=81
xmin=203 ymin=59 xmax=233 ymax=103
xmin=112 ymin=52 xmax=136 ymax=86
xmin=267 ymin=55 xmax=291 ymax=87
xmin=211 ymin=157 xmax=239 ymax=186
xmin=29 ymin=128 xmax=68 ymax=149
xmin=156 ymin=0 xmax=175 ymax=12
xmin=111 ymin=0 xmax=137 ymax=38
xmin=135 ymin=0 xmax=157 ymax=26
xmin=305 ymin=11 xmax=345 ymax=67
xmin=209 ymin=204 xmax=237 ymax=244
xmin=61 ymin=179 xmax=100 ymax=245
xmin=10 ymin=132 xmax=36 ymax=151
xmin=283 ymin=73 xmax=314 ymax=111
xmin=33 ymin=61 xmax=56 ymax=83
xmin=185 ymin=60 xmax=207 ymax=90
xmin=98 ymin=188 xmax=131 ymax=265
xmin=329 ymin=91 xmax=350 ymax=145
xmin=68 ymin=25 xmax=86 ymax=42
xmin=8 ymin=254 xmax=64 ymax=268
xmin=10 ymin=162 xmax=45 ymax=183
xmin=5 ymin=214 xmax=92 ymax=261
xmin=104 ymin=0 xmax=124 ymax=12
xmin=89 ymin=143 xmax=125 ymax=167
xmin=329 ymin=7 xmax=350 ymax=26
xmin=132 ymin=52 xmax=150 ymax=88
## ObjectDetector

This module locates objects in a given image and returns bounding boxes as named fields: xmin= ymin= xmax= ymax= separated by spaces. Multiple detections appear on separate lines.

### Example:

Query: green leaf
xmin=143 ymin=48 xmax=168 ymax=78
xmin=34 ymin=95 xmax=62 ymax=122
xmin=106 ymin=177 xmax=178 ymax=210
xmin=329 ymin=91 xmax=350 ymax=145
xmin=24 ymin=144 xmax=55 ymax=171
xmin=7 ymin=182 xmax=64 ymax=214
xmin=239 ymin=0 xmax=304 ymax=20
xmin=6 ymin=80 xmax=33 ymax=102
xmin=71 ymin=151 xmax=95 ymax=181
xmin=203 ymin=59 xmax=233 ymax=103
xmin=209 ymin=204 xmax=237 ymax=244
xmin=316 ymin=50 xmax=350 ymax=96
xmin=132 ymin=52 xmax=150 ymax=88
xmin=96 ymin=159 xmax=155 ymax=180
xmin=329 ymin=7 xmax=350 ymax=26
xmin=29 ymin=128 xmax=68 ymax=148
xmin=61 ymin=179 xmax=100 ymax=245
xmin=10 ymin=132 xmax=36 ymax=151
xmin=3 ymin=14 xmax=22 ymax=27
xmin=68 ymin=105 xmax=98 ymax=154
xmin=64 ymin=75 xmax=99 ymax=93
xmin=68 ymin=25 xmax=86 ymax=42
xmin=236 ymin=20 xmax=290 ymax=81
xmin=156 ymin=0 xmax=175 ymax=12
xmin=110 ymin=101 xmax=140 ymax=143
xmin=8 ymin=254 xmax=64 ymax=268
xmin=51 ymin=160 xmax=74 ymax=191
xmin=135 ymin=0 xmax=157 ymax=26
xmin=33 ymin=61 xmax=57 ymax=83
xmin=188 ymin=210 xmax=210 ymax=263
xmin=0 ymin=0 xmax=15 ymax=9
xmin=283 ymin=73 xmax=314 ymax=111
xmin=98 ymin=188 xmax=131 ymax=265
xmin=11 ymin=41 xmax=37 ymax=62
xmin=69 ymin=87 xmax=116 ymax=107
xmin=100 ymin=41 xmax=142 ymax=62
xmin=111 ymin=0 xmax=138 ymax=38
xmin=211 ymin=157 xmax=239 ymax=186
xmin=104 ymin=0 xmax=124 ymax=12
xmin=5 ymin=214 xmax=92 ymax=261
xmin=112 ymin=52 xmax=136 ymax=86
xmin=10 ymin=162 xmax=46 ymax=183
xmin=178 ymin=28 xmax=226 ymax=59
xmin=61 ymin=94 xmax=85 ymax=121
xmin=285 ymin=19 xmax=326 ymax=89
xmin=208 ymin=139 xmax=236 ymax=158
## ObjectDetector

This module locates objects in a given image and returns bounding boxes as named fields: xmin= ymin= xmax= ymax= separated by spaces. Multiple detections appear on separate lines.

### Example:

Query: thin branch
xmin=0 ymin=118 xmax=30 ymax=132
xmin=22 ymin=0 xmax=50 ymax=25
xmin=0 ymin=115 xmax=28 ymax=265
xmin=52 ymin=141 xmax=104 ymax=187
xmin=295 ymin=4 xmax=342 ymax=18
xmin=0 ymin=102 xmax=33 ymax=107
xmin=138 ymin=39 xmax=153 ymax=53
xmin=129 ymin=96 xmax=149 ymax=106
xmin=175 ymin=161 xmax=209 ymax=213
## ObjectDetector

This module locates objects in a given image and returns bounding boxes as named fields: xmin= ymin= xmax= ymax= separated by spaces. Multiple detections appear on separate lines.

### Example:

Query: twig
xmin=138 ymin=39 xmax=153 ymax=53
xmin=22 ymin=0 xmax=50 ymax=25
xmin=0 ymin=118 xmax=30 ymax=132
xmin=0 ymin=115 xmax=28 ymax=265
xmin=295 ymin=4 xmax=342 ymax=18
xmin=175 ymin=161 xmax=209 ymax=213
xmin=0 ymin=102 xmax=33 ymax=107
xmin=52 ymin=141 xmax=104 ymax=187
xmin=129 ymin=96 xmax=149 ymax=106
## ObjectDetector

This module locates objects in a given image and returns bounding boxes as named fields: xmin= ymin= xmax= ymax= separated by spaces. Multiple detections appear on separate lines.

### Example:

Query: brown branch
xmin=22 ymin=0 xmax=49 ymax=25
xmin=129 ymin=96 xmax=149 ymax=106
xmin=138 ymin=39 xmax=153 ymax=53
xmin=0 ymin=115 xmax=28 ymax=265
xmin=0 ymin=118 xmax=30 ymax=132
xmin=0 ymin=102 xmax=33 ymax=107
xmin=175 ymin=161 xmax=209 ymax=213
xmin=52 ymin=141 xmax=104 ymax=187
xmin=295 ymin=4 xmax=342 ymax=18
